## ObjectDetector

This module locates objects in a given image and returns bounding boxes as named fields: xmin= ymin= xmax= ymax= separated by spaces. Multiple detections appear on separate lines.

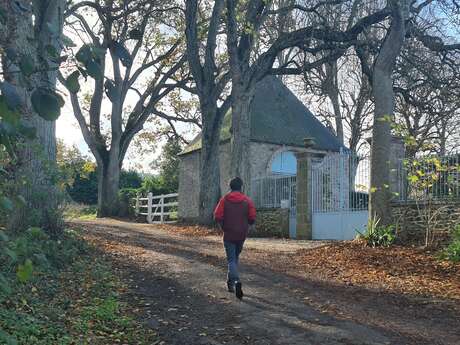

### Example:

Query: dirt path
xmin=72 ymin=219 xmax=460 ymax=345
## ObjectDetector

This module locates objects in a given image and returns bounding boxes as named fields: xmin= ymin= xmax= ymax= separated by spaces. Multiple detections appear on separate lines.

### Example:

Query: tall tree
xmin=60 ymin=0 xmax=187 ymax=216
xmin=186 ymin=0 xmax=459 ymax=224
xmin=256 ymin=0 xmax=460 ymax=225
xmin=301 ymin=52 xmax=373 ymax=155
xmin=355 ymin=0 xmax=460 ymax=224
xmin=0 ymin=0 xmax=67 ymax=233
xmin=224 ymin=0 xmax=391 ymax=190
xmin=183 ymin=0 xmax=390 ymax=223
xmin=185 ymin=0 xmax=232 ymax=224
xmin=368 ymin=0 xmax=408 ymax=226
xmin=394 ymin=36 xmax=460 ymax=157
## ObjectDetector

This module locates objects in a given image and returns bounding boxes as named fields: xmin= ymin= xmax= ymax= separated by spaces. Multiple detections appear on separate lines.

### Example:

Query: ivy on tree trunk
xmin=1 ymin=0 xmax=67 ymax=234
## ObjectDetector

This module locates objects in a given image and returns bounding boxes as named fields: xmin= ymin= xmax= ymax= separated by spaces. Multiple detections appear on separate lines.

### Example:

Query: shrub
xmin=66 ymin=170 xmax=98 ymax=205
xmin=356 ymin=216 xmax=396 ymax=247
xmin=0 ymin=228 xmax=158 ymax=344
xmin=63 ymin=203 xmax=97 ymax=220
xmin=120 ymin=170 xmax=143 ymax=189
xmin=440 ymin=225 xmax=460 ymax=262
xmin=0 ymin=227 xmax=90 ymax=303
xmin=139 ymin=175 xmax=169 ymax=196
xmin=118 ymin=188 xmax=138 ymax=218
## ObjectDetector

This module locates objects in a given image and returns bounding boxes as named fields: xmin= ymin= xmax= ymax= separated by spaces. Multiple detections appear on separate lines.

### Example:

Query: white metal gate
xmin=311 ymin=154 xmax=369 ymax=240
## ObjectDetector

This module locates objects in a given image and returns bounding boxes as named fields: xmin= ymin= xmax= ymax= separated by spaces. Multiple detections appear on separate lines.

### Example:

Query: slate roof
xmin=181 ymin=76 xmax=346 ymax=155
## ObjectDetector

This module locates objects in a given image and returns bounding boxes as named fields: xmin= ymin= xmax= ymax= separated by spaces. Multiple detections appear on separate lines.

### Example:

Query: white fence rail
xmin=134 ymin=193 xmax=178 ymax=224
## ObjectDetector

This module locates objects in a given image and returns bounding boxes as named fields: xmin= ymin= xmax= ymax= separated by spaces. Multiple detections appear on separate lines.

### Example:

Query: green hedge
xmin=118 ymin=188 xmax=138 ymax=218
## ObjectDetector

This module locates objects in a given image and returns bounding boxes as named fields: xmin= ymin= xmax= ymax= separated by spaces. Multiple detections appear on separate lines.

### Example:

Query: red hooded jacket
xmin=214 ymin=191 xmax=256 ymax=242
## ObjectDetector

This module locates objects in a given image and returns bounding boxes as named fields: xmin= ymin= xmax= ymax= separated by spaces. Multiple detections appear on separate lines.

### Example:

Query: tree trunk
xmin=370 ymin=69 xmax=397 ymax=226
xmin=198 ymin=103 xmax=223 ymax=224
xmin=2 ymin=0 xmax=66 ymax=234
xmin=97 ymin=157 xmax=121 ymax=217
xmin=325 ymin=62 xmax=344 ymax=144
xmin=230 ymin=86 xmax=253 ymax=194
xmin=438 ymin=118 xmax=447 ymax=156
xmin=225 ymin=0 xmax=255 ymax=195
xmin=349 ymin=76 xmax=370 ymax=154
xmin=185 ymin=0 xmax=226 ymax=225
xmin=369 ymin=0 xmax=407 ymax=226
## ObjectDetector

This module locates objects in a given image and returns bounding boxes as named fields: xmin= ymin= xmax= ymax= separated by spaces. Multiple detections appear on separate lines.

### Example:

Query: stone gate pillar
xmin=295 ymin=152 xmax=313 ymax=240
xmin=295 ymin=140 xmax=325 ymax=240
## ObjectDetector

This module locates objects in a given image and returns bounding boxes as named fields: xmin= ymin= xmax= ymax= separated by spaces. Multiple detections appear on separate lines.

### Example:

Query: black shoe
xmin=235 ymin=282 xmax=243 ymax=300
xmin=227 ymin=282 xmax=235 ymax=293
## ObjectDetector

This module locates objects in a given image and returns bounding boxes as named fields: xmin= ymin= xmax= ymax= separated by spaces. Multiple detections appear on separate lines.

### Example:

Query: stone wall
xmin=392 ymin=201 xmax=460 ymax=245
xmin=178 ymin=142 xmax=233 ymax=221
xmin=250 ymin=142 xmax=288 ymax=180
xmin=178 ymin=151 xmax=201 ymax=220
xmin=219 ymin=142 xmax=232 ymax=194
xmin=250 ymin=208 xmax=290 ymax=238
xmin=178 ymin=140 xmax=330 ymax=222
xmin=249 ymin=142 xmax=318 ymax=180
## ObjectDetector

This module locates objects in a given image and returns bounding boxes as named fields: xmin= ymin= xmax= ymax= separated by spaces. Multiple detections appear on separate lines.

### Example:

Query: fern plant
xmin=356 ymin=216 xmax=396 ymax=247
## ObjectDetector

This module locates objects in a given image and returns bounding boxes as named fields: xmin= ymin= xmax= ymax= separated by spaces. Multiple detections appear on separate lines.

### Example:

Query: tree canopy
xmin=1 ymin=0 xmax=459 ymax=227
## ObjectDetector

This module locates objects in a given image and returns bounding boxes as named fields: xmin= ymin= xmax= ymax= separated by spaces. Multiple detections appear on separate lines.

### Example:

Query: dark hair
xmin=229 ymin=177 xmax=243 ymax=191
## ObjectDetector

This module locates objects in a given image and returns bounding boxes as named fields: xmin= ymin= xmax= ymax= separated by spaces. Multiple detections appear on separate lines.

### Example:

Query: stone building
xmin=178 ymin=76 xmax=346 ymax=221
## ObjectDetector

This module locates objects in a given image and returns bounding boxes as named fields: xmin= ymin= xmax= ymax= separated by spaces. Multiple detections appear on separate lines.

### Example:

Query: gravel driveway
xmin=72 ymin=219 xmax=460 ymax=345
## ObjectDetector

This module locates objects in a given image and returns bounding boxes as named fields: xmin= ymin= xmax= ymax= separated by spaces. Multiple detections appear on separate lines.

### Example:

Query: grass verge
xmin=0 ymin=227 xmax=158 ymax=345
xmin=63 ymin=204 xmax=97 ymax=221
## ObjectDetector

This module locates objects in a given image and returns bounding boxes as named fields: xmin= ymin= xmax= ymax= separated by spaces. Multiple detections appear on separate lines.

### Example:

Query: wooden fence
xmin=134 ymin=193 xmax=178 ymax=224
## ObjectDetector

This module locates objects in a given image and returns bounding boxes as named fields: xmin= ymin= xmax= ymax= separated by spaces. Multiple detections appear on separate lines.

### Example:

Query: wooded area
xmin=1 ymin=1 xmax=460 ymax=344
xmin=1 ymin=0 xmax=459 ymax=227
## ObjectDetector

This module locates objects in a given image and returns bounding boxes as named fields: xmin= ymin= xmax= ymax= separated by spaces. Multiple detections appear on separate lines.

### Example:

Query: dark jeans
xmin=224 ymin=240 xmax=244 ymax=285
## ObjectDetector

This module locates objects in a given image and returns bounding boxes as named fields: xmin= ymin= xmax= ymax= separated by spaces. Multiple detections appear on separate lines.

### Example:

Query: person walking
xmin=214 ymin=177 xmax=256 ymax=300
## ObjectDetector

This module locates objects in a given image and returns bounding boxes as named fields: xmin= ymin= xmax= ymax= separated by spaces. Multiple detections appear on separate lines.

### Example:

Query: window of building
xmin=271 ymin=151 xmax=297 ymax=175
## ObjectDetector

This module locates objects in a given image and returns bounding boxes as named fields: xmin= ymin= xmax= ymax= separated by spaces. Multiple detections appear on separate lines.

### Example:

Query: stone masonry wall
xmin=250 ymin=208 xmax=290 ymax=238
xmin=178 ymin=142 xmax=232 ymax=221
xmin=178 ymin=151 xmax=201 ymax=220
xmin=249 ymin=142 xmax=316 ymax=180
xmin=219 ymin=142 xmax=232 ymax=194
xmin=392 ymin=201 xmax=460 ymax=245
xmin=178 ymin=140 xmax=328 ymax=223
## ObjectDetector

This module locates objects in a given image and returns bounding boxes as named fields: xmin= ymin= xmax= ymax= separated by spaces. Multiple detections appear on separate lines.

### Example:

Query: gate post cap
xmin=303 ymin=137 xmax=315 ymax=148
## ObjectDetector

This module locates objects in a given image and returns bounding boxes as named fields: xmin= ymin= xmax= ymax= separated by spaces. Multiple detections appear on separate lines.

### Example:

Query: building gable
xmin=180 ymin=76 xmax=345 ymax=155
